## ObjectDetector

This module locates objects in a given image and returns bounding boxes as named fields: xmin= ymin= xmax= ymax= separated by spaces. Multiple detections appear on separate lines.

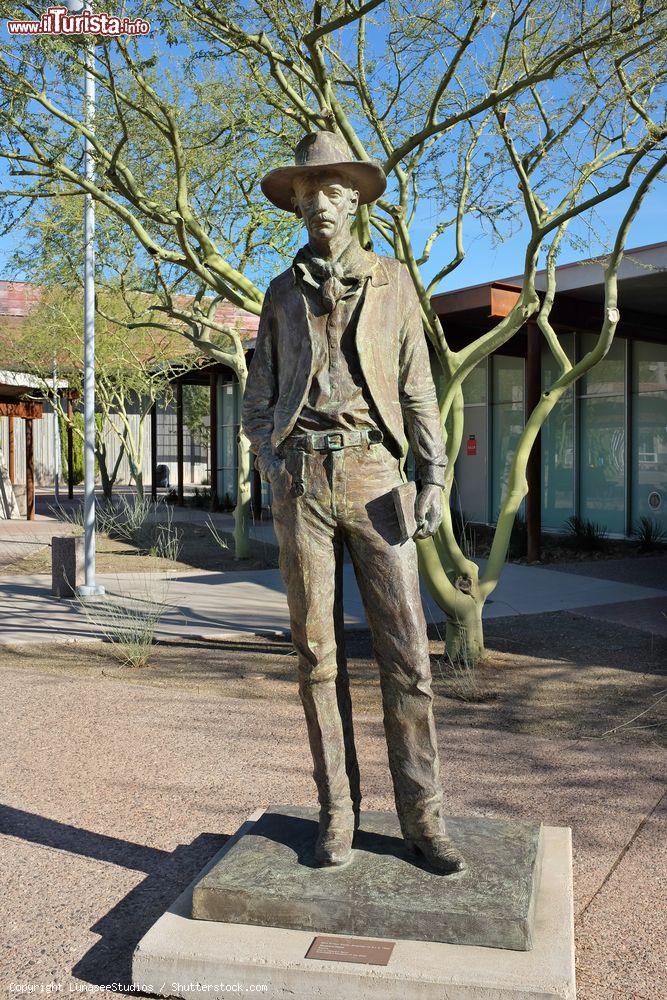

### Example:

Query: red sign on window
xmin=467 ymin=435 xmax=477 ymax=456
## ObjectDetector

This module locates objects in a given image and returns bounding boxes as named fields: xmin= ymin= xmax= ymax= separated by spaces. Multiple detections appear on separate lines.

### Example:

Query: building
xmin=0 ymin=280 xmax=259 ymax=517
xmin=433 ymin=242 xmax=666 ymax=545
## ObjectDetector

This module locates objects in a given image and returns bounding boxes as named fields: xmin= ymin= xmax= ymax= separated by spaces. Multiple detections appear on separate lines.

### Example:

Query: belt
xmin=282 ymin=427 xmax=383 ymax=454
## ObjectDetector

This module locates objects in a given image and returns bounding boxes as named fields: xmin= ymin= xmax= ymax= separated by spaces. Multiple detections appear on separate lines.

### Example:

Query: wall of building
xmin=0 ymin=396 xmax=210 ymax=491
xmin=454 ymin=336 xmax=667 ymax=537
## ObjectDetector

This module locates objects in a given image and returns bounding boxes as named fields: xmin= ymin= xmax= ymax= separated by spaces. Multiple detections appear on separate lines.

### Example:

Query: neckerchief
xmin=294 ymin=241 xmax=374 ymax=312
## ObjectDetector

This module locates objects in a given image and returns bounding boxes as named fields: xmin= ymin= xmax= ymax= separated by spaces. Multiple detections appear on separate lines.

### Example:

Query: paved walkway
xmin=2 ymin=498 xmax=665 ymax=642
xmin=0 ymin=514 xmax=76 ymax=568
xmin=1 ymin=557 xmax=666 ymax=644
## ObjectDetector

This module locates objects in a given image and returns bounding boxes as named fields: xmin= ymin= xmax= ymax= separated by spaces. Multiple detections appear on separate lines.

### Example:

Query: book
xmin=392 ymin=481 xmax=418 ymax=543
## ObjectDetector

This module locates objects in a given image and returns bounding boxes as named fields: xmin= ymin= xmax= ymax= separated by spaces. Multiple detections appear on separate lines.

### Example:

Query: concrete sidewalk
xmin=1 ymin=557 xmax=666 ymax=644
xmin=0 ymin=515 xmax=76 ymax=568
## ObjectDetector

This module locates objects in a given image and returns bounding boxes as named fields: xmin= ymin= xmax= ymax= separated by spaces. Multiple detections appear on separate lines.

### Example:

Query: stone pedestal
xmin=51 ymin=534 xmax=84 ymax=597
xmin=132 ymin=808 xmax=576 ymax=999
xmin=192 ymin=806 xmax=543 ymax=950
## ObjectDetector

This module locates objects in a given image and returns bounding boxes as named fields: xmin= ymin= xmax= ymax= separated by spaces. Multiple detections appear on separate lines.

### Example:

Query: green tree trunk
xmin=443 ymin=599 xmax=485 ymax=665
xmin=133 ymin=470 xmax=144 ymax=500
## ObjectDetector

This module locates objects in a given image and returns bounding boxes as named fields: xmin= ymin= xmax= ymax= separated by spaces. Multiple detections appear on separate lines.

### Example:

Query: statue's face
xmin=291 ymin=170 xmax=359 ymax=244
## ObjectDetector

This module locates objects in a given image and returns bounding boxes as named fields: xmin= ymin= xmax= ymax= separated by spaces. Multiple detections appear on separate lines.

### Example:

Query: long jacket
xmin=241 ymin=248 xmax=447 ymax=486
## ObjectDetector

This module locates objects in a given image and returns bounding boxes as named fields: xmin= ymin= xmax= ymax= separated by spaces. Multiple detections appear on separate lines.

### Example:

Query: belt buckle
xmin=324 ymin=432 xmax=344 ymax=451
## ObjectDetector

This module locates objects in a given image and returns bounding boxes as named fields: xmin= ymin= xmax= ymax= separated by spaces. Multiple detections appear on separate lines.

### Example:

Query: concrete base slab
xmin=132 ymin=810 xmax=575 ymax=1000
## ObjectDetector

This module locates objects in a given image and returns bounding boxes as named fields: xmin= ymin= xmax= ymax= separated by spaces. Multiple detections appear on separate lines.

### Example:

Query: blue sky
xmin=3 ymin=180 xmax=663 ymax=294
xmin=419 ymin=182 xmax=667 ymax=291
xmin=2 ymin=4 xmax=665 ymax=295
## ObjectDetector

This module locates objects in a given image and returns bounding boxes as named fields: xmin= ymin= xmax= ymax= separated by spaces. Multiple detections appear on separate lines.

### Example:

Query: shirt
xmin=292 ymin=241 xmax=383 ymax=436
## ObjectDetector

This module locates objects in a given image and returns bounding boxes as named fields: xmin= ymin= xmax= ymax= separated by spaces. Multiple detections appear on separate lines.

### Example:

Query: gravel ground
xmin=0 ymin=612 xmax=664 ymax=1000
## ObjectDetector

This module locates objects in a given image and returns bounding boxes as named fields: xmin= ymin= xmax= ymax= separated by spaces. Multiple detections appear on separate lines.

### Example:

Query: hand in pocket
xmin=269 ymin=460 xmax=293 ymax=501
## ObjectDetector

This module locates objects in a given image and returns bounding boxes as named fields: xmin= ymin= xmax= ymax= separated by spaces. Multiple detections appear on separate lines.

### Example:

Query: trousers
xmin=271 ymin=439 xmax=444 ymax=840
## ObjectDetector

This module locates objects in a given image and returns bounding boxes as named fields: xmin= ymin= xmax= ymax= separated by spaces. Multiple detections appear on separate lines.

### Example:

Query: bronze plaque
xmin=305 ymin=935 xmax=395 ymax=965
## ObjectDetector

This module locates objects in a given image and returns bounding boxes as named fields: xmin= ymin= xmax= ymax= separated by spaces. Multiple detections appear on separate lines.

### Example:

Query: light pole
xmin=63 ymin=0 xmax=104 ymax=596
xmin=52 ymin=352 xmax=60 ymax=503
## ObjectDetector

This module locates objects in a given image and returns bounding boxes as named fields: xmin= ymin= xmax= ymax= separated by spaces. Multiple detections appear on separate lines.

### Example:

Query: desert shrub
xmin=76 ymin=577 xmax=169 ymax=668
xmin=632 ymin=516 xmax=667 ymax=552
xmin=564 ymin=515 xmax=608 ymax=551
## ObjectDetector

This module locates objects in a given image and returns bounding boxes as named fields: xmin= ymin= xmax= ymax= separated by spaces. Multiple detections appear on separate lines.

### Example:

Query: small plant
xmin=437 ymin=654 xmax=483 ymax=702
xmin=49 ymin=501 xmax=85 ymax=535
xmin=206 ymin=516 xmax=230 ymax=552
xmin=564 ymin=514 xmax=608 ymax=551
xmin=97 ymin=494 xmax=155 ymax=544
xmin=437 ymin=627 xmax=486 ymax=702
xmin=76 ymin=576 xmax=170 ymax=668
xmin=632 ymin=516 xmax=667 ymax=552
xmin=152 ymin=507 xmax=182 ymax=562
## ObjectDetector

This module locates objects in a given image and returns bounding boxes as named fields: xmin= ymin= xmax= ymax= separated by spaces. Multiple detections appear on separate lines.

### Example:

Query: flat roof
xmin=432 ymin=242 xmax=667 ymax=319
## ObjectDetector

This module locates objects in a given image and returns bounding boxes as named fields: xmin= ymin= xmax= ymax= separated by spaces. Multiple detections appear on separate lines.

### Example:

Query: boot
xmin=404 ymin=834 xmax=467 ymax=875
xmin=314 ymin=807 xmax=355 ymax=867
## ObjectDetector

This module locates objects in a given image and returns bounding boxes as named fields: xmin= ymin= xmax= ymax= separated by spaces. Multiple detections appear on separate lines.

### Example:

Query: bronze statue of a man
xmin=242 ymin=131 xmax=465 ymax=875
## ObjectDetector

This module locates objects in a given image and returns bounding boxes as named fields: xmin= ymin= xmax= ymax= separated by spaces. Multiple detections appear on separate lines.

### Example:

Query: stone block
xmin=192 ymin=805 xmax=543 ymax=951
xmin=51 ymin=534 xmax=84 ymax=597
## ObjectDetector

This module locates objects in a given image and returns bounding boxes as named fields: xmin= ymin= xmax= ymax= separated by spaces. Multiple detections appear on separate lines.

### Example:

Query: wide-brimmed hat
xmin=261 ymin=131 xmax=386 ymax=212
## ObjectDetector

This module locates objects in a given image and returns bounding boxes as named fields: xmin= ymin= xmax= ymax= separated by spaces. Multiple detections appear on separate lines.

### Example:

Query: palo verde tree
xmin=0 ymin=1 xmax=665 ymax=653
xmin=8 ymin=280 xmax=202 ymax=499
xmin=6 ymin=193 xmax=255 ymax=506
xmin=0 ymin=3 xmax=293 ymax=554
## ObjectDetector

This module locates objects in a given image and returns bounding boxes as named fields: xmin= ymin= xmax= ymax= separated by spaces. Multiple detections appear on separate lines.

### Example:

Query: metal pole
xmin=25 ymin=418 xmax=35 ymax=521
xmin=67 ymin=395 xmax=74 ymax=499
xmin=77 ymin=25 xmax=104 ymax=596
xmin=176 ymin=381 xmax=184 ymax=505
xmin=209 ymin=372 xmax=218 ymax=510
xmin=150 ymin=400 xmax=158 ymax=500
xmin=52 ymin=354 xmax=61 ymax=504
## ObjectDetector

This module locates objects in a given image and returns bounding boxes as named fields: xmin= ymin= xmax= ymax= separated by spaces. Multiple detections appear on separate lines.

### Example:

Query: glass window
xmin=580 ymin=394 xmax=626 ymax=534
xmin=463 ymin=363 xmax=487 ymax=405
xmin=579 ymin=335 xmax=626 ymax=535
xmin=541 ymin=335 xmax=575 ymax=530
xmin=581 ymin=334 xmax=625 ymax=396
xmin=491 ymin=356 xmax=524 ymax=521
xmin=634 ymin=341 xmax=667 ymax=394
xmin=220 ymin=380 xmax=239 ymax=504
xmin=493 ymin=355 xmax=524 ymax=404
xmin=631 ymin=342 xmax=667 ymax=531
